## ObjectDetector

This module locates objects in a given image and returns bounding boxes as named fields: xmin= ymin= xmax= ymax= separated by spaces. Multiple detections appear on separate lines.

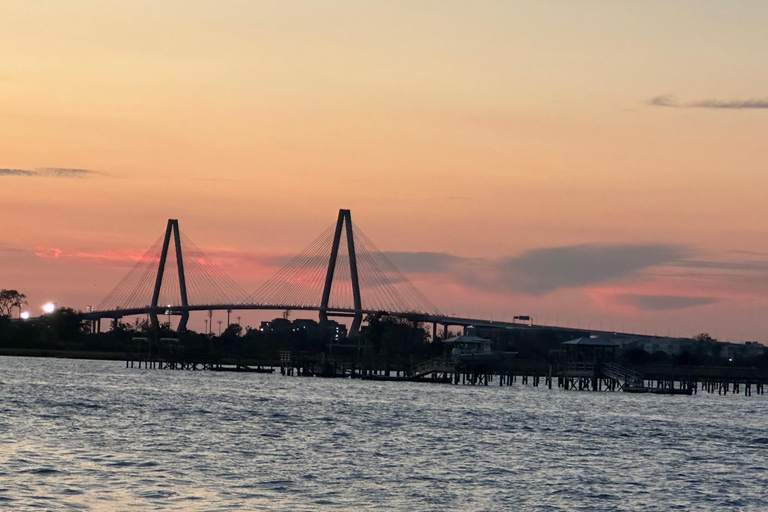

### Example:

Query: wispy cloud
xmin=0 ymin=243 xmax=29 ymax=255
xmin=649 ymin=94 xmax=678 ymax=107
xmin=676 ymin=259 xmax=767 ymax=271
xmin=0 ymin=169 xmax=36 ymax=177
xmin=34 ymin=247 xmax=64 ymax=258
xmin=493 ymin=244 xmax=685 ymax=294
xmin=384 ymin=251 xmax=464 ymax=273
xmin=19 ymin=238 xmax=763 ymax=307
xmin=648 ymin=94 xmax=768 ymax=109
xmin=617 ymin=294 xmax=719 ymax=311
xmin=383 ymin=245 xmax=766 ymax=305
xmin=0 ymin=167 xmax=104 ymax=178
xmin=730 ymin=249 xmax=768 ymax=257
xmin=689 ymin=98 xmax=768 ymax=109
xmin=384 ymin=244 xmax=687 ymax=295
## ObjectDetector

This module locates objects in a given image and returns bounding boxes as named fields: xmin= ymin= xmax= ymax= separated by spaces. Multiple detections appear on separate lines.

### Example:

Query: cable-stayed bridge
xmin=87 ymin=209 xmax=531 ymax=336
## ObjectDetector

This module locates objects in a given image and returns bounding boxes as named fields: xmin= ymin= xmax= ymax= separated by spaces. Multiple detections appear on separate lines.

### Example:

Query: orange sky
xmin=1 ymin=1 xmax=766 ymax=341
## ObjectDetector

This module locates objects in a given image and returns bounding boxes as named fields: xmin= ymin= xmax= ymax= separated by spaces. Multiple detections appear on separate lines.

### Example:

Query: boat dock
xmin=125 ymin=351 xmax=766 ymax=397
xmin=124 ymin=337 xmax=766 ymax=397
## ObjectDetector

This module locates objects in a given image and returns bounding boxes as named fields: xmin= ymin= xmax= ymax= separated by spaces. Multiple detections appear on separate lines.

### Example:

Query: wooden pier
xmin=273 ymin=356 xmax=768 ymax=397
xmin=125 ymin=342 xmax=766 ymax=397
xmin=558 ymin=361 xmax=766 ymax=396
xmin=124 ymin=337 xmax=275 ymax=373
xmin=125 ymin=358 xmax=274 ymax=373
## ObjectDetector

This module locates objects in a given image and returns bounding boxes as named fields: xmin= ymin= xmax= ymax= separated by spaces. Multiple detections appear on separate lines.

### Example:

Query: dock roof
xmin=443 ymin=335 xmax=491 ymax=344
xmin=562 ymin=336 xmax=618 ymax=348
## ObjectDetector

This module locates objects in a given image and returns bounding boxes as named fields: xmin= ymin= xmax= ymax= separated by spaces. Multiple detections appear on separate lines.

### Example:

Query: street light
xmin=20 ymin=311 xmax=30 ymax=320
xmin=217 ymin=320 xmax=223 ymax=336
xmin=42 ymin=302 xmax=56 ymax=314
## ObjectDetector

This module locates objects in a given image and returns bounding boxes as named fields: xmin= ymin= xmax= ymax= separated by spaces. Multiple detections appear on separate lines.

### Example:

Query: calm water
xmin=1 ymin=356 xmax=767 ymax=511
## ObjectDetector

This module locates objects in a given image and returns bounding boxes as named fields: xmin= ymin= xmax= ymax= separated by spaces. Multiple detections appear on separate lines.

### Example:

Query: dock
xmin=125 ymin=341 xmax=767 ymax=397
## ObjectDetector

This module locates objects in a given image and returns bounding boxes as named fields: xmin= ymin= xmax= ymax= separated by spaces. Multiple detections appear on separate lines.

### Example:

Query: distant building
xmin=639 ymin=337 xmax=696 ymax=356
xmin=720 ymin=341 xmax=766 ymax=359
xmin=293 ymin=318 xmax=319 ymax=331
xmin=744 ymin=341 xmax=766 ymax=357
xmin=585 ymin=335 xmax=696 ymax=356
xmin=260 ymin=317 xmax=347 ymax=340
xmin=259 ymin=317 xmax=292 ymax=332
xmin=320 ymin=319 xmax=348 ymax=342
xmin=610 ymin=336 xmax=765 ymax=360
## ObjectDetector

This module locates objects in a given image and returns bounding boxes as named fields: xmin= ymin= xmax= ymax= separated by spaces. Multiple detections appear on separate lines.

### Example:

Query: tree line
xmin=1 ymin=289 xmax=765 ymax=369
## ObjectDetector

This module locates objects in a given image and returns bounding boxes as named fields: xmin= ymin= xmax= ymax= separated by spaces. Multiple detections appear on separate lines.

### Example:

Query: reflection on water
xmin=1 ymin=356 xmax=767 ymax=511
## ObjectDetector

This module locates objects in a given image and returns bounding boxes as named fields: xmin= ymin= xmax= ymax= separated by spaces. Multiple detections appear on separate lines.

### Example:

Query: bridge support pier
xmin=149 ymin=219 xmax=189 ymax=332
xmin=150 ymin=312 xmax=160 ymax=330
xmin=350 ymin=313 xmax=362 ymax=336
xmin=178 ymin=311 xmax=189 ymax=332
xmin=320 ymin=209 xmax=363 ymax=336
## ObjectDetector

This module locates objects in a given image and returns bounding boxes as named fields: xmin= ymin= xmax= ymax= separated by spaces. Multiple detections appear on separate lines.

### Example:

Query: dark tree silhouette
xmin=0 ymin=289 xmax=27 ymax=318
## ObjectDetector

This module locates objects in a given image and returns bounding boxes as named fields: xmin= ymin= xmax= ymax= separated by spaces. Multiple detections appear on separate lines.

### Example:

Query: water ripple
xmin=1 ymin=356 xmax=768 ymax=511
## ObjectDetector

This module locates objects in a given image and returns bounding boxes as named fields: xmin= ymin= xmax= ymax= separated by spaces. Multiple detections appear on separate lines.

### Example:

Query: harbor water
xmin=1 ymin=356 xmax=767 ymax=511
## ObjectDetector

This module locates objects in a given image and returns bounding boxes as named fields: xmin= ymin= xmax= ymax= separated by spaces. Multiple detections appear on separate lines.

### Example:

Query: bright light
xmin=20 ymin=311 xmax=30 ymax=320
xmin=42 ymin=302 xmax=56 ymax=314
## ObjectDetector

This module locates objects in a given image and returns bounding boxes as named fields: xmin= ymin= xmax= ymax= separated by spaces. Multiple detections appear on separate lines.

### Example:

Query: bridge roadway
xmin=82 ymin=304 xmax=544 ymax=333
xmin=77 ymin=304 xmax=659 ymax=341
xmin=65 ymin=304 xmax=668 ymax=341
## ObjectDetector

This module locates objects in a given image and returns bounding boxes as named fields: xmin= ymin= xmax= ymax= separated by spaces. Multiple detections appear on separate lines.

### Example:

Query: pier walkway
xmin=124 ymin=349 xmax=767 ymax=397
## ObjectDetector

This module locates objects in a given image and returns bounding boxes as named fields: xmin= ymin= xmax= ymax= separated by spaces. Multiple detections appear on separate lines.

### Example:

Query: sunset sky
xmin=1 ymin=1 xmax=766 ymax=341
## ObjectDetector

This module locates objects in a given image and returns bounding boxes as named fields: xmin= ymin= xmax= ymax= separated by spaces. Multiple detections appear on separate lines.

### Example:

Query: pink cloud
xmin=72 ymin=249 xmax=146 ymax=262
xmin=34 ymin=247 xmax=63 ymax=258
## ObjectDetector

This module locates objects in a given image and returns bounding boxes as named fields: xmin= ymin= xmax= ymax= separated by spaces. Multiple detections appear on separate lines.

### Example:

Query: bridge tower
xmin=320 ymin=209 xmax=363 ymax=335
xmin=150 ymin=219 xmax=189 ymax=331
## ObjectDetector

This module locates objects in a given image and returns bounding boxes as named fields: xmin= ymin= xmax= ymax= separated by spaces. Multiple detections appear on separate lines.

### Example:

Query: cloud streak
xmin=676 ymin=259 xmax=767 ymax=271
xmin=495 ymin=244 xmax=685 ymax=294
xmin=384 ymin=244 xmax=688 ymax=295
xmin=0 ymin=243 xmax=29 ymax=255
xmin=383 ymin=245 xmax=764 ymax=306
xmin=648 ymin=94 xmax=768 ymax=109
xmin=384 ymin=251 xmax=464 ymax=273
xmin=18 ymin=240 xmax=762 ymax=311
xmin=617 ymin=294 xmax=719 ymax=311
xmin=0 ymin=167 xmax=103 ymax=178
